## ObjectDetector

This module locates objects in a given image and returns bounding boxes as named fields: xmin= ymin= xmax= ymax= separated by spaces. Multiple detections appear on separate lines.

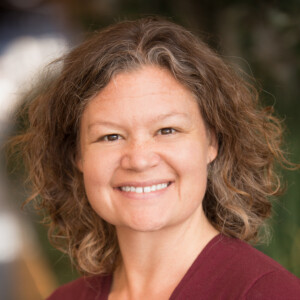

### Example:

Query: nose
xmin=120 ymin=139 xmax=160 ymax=172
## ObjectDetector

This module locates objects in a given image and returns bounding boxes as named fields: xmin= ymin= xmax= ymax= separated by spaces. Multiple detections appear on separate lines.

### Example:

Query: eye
xmin=158 ymin=128 xmax=177 ymax=135
xmin=99 ymin=134 xmax=122 ymax=142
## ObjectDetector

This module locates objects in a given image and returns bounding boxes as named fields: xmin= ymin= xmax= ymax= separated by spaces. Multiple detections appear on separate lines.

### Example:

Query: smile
xmin=118 ymin=182 xmax=171 ymax=194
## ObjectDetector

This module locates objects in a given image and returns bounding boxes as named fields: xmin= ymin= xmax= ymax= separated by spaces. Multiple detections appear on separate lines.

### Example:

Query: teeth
xmin=144 ymin=187 xmax=151 ymax=193
xmin=120 ymin=183 xmax=169 ymax=193
xmin=136 ymin=187 xmax=143 ymax=193
xmin=151 ymin=185 xmax=157 ymax=192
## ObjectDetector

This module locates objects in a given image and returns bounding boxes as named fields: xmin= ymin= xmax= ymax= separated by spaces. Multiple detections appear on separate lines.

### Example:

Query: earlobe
xmin=207 ymin=146 xmax=218 ymax=164
xmin=76 ymin=157 xmax=83 ymax=172
xmin=76 ymin=143 xmax=84 ymax=172
xmin=207 ymin=132 xmax=218 ymax=164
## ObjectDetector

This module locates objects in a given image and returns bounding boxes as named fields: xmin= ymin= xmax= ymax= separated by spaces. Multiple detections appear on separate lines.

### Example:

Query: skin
xmin=78 ymin=66 xmax=219 ymax=299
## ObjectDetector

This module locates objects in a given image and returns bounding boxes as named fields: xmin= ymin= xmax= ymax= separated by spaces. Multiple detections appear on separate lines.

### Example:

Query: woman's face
xmin=78 ymin=66 xmax=218 ymax=232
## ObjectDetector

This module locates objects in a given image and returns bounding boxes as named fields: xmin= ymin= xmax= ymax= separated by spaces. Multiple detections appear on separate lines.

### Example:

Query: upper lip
xmin=114 ymin=180 xmax=173 ymax=188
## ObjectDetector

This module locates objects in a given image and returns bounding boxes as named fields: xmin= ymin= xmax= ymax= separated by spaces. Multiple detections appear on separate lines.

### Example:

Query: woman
xmin=10 ymin=17 xmax=300 ymax=299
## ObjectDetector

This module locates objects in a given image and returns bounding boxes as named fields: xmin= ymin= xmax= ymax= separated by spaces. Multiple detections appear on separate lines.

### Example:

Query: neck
xmin=110 ymin=209 xmax=219 ymax=300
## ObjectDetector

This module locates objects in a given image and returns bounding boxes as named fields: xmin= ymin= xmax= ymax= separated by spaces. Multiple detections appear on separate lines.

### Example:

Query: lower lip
xmin=115 ymin=182 xmax=173 ymax=200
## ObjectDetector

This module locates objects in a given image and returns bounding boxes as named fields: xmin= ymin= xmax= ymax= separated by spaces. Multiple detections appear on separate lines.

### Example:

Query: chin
xmin=118 ymin=216 xmax=170 ymax=233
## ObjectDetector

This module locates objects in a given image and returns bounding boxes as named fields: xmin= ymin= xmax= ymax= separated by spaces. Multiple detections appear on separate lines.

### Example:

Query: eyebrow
xmin=87 ymin=112 xmax=191 ymax=130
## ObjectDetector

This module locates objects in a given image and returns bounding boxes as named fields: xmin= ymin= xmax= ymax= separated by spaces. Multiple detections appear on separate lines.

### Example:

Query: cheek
xmin=169 ymin=140 xmax=209 ymax=199
xmin=169 ymin=139 xmax=209 ymax=175
xmin=81 ymin=148 xmax=119 ymax=189
xmin=80 ymin=149 xmax=120 ymax=222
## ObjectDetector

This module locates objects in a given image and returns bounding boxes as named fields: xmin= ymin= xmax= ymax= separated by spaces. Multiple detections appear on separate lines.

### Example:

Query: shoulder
xmin=173 ymin=234 xmax=300 ymax=299
xmin=46 ymin=274 xmax=112 ymax=300
xmin=245 ymin=269 xmax=300 ymax=299
xmin=211 ymin=235 xmax=300 ymax=298
xmin=218 ymin=235 xmax=297 ymax=276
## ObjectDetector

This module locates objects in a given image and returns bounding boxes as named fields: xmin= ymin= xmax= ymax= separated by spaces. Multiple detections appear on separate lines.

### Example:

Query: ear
xmin=76 ymin=135 xmax=84 ymax=172
xmin=207 ymin=131 xmax=218 ymax=164
xmin=76 ymin=149 xmax=83 ymax=172
xmin=77 ymin=157 xmax=83 ymax=172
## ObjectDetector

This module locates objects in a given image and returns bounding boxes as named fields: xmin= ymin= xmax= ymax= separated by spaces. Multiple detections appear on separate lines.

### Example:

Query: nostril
xmin=120 ymin=150 xmax=160 ymax=171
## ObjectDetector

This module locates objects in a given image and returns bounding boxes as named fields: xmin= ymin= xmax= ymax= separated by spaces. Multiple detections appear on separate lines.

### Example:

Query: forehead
xmin=80 ymin=65 xmax=203 ymax=129
xmin=100 ymin=66 xmax=193 ymax=100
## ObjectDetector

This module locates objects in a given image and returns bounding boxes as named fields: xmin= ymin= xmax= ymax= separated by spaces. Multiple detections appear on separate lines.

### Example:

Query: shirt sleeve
xmin=245 ymin=270 xmax=300 ymax=300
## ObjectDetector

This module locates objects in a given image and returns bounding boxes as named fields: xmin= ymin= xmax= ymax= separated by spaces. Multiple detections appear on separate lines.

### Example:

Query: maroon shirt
xmin=47 ymin=234 xmax=300 ymax=299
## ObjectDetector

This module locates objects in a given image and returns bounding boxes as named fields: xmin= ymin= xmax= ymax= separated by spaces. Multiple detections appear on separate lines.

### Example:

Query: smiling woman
xmin=8 ymin=17 xmax=300 ymax=299
xmin=77 ymin=66 xmax=217 ymax=234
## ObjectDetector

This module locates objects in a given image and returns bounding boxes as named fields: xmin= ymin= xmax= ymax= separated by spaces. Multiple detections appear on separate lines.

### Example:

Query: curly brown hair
xmin=8 ymin=17 xmax=292 ymax=275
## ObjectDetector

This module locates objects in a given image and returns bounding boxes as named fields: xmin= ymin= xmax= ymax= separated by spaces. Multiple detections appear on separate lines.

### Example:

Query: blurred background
xmin=1 ymin=0 xmax=299 ymax=299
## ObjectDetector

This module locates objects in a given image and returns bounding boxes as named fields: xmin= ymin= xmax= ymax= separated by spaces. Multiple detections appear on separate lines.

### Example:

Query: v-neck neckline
xmin=102 ymin=233 xmax=224 ymax=300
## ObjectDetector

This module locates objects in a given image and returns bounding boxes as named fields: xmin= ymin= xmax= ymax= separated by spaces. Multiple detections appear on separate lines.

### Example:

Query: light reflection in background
xmin=0 ymin=35 xmax=68 ymax=123
xmin=0 ymin=0 xmax=75 ymax=299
